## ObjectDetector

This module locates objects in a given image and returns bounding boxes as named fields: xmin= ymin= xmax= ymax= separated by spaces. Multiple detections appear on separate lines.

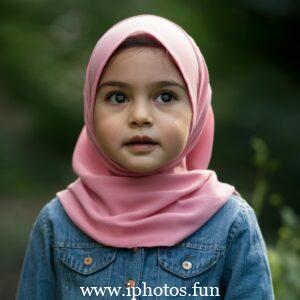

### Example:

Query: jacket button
xmin=131 ymin=247 xmax=139 ymax=253
xmin=83 ymin=256 xmax=93 ymax=265
xmin=126 ymin=279 xmax=136 ymax=288
xmin=182 ymin=260 xmax=192 ymax=270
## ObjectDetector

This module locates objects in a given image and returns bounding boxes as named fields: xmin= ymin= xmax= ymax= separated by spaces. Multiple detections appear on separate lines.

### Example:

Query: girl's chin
xmin=121 ymin=161 xmax=162 ymax=173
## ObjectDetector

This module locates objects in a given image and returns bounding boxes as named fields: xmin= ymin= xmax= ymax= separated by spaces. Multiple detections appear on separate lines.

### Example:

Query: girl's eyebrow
xmin=97 ymin=80 xmax=186 ymax=91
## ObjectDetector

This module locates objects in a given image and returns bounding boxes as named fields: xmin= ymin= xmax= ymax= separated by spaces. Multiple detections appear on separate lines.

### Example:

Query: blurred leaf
xmin=250 ymin=136 xmax=269 ymax=168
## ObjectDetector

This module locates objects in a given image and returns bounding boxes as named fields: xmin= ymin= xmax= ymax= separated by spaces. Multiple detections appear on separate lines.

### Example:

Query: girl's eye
xmin=106 ymin=92 xmax=128 ymax=104
xmin=156 ymin=92 xmax=176 ymax=103
xmin=105 ymin=91 xmax=176 ymax=104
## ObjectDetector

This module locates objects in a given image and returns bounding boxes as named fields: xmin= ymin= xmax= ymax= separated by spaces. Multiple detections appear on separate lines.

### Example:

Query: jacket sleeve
xmin=221 ymin=204 xmax=275 ymax=299
xmin=16 ymin=205 xmax=56 ymax=300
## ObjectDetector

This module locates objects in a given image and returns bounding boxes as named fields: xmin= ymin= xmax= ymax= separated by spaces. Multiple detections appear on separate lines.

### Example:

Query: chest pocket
xmin=158 ymin=244 xmax=224 ymax=280
xmin=56 ymin=244 xmax=117 ymax=275
xmin=55 ymin=244 xmax=117 ymax=299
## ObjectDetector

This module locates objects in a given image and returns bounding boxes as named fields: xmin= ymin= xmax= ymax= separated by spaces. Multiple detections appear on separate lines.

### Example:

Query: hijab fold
xmin=56 ymin=14 xmax=237 ymax=248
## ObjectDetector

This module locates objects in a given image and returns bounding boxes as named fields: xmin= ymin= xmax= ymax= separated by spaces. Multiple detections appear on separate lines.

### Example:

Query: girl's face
xmin=94 ymin=47 xmax=192 ymax=173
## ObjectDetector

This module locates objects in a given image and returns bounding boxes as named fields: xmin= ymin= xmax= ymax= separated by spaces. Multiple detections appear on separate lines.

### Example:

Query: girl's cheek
xmin=161 ymin=118 xmax=189 ymax=148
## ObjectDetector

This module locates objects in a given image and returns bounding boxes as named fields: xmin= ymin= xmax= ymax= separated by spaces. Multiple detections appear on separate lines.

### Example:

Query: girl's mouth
xmin=124 ymin=142 xmax=158 ymax=152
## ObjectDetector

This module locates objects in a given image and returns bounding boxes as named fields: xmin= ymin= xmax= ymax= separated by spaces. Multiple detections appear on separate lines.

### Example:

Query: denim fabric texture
xmin=16 ymin=194 xmax=275 ymax=299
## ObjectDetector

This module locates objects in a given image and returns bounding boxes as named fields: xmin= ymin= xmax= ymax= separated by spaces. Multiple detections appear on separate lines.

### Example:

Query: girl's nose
xmin=128 ymin=100 xmax=153 ymax=127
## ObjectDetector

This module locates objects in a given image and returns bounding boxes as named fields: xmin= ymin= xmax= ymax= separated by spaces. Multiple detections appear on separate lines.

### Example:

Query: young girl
xmin=16 ymin=14 xmax=275 ymax=299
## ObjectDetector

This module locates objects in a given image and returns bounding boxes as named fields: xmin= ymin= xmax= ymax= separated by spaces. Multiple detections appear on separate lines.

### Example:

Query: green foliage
xmin=250 ymin=136 xmax=300 ymax=299
xmin=268 ymin=205 xmax=300 ymax=299
xmin=250 ymin=136 xmax=279 ymax=217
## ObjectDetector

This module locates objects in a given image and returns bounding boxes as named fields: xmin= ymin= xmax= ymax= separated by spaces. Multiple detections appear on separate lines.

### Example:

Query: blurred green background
xmin=0 ymin=0 xmax=299 ymax=299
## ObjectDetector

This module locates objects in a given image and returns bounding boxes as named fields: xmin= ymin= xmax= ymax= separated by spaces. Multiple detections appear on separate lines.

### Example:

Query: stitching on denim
xmin=137 ymin=247 xmax=143 ymax=294
xmin=38 ymin=203 xmax=57 ymax=282
xmin=105 ymin=248 xmax=116 ymax=300
xmin=53 ymin=242 xmax=108 ymax=248
xmin=155 ymin=248 xmax=159 ymax=300
xmin=247 ymin=206 xmax=275 ymax=299
xmin=157 ymin=248 xmax=221 ymax=278
xmin=40 ymin=206 xmax=53 ymax=246
xmin=170 ymin=243 xmax=227 ymax=252
xmin=56 ymin=247 xmax=117 ymax=275
xmin=226 ymin=201 xmax=247 ymax=252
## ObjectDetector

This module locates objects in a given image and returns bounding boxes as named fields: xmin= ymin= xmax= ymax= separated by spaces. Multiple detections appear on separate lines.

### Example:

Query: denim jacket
xmin=16 ymin=194 xmax=275 ymax=299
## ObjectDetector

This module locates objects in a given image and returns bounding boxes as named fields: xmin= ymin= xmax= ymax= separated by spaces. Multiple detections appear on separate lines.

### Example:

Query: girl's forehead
xmin=99 ymin=47 xmax=186 ymax=87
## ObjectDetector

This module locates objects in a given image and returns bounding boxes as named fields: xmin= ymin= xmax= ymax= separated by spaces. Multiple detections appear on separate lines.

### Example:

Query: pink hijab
xmin=56 ymin=14 xmax=237 ymax=248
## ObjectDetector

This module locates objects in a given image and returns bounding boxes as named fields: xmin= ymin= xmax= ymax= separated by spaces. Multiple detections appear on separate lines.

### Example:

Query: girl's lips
xmin=125 ymin=142 xmax=158 ymax=152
